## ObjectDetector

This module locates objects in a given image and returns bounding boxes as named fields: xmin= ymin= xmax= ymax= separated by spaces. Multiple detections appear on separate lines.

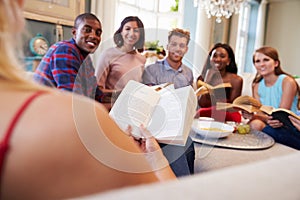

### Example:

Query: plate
xmin=192 ymin=120 xmax=234 ymax=139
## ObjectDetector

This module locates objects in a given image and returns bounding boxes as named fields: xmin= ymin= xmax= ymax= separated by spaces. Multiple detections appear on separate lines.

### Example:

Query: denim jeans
xmin=263 ymin=125 xmax=300 ymax=150
xmin=159 ymin=136 xmax=195 ymax=177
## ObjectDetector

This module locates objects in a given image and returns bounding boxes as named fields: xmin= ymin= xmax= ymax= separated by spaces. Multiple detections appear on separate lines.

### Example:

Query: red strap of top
xmin=0 ymin=91 xmax=45 ymax=182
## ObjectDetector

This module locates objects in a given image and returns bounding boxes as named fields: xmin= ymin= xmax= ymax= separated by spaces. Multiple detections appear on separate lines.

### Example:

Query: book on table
xmin=109 ymin=80 xmax=197 ymax=146
xmin=216 ymin=95 xmax=300 ymax=129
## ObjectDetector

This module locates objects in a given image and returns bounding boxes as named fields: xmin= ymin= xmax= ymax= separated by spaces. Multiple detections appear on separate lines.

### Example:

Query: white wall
xmin=91 ymin=0 xmax=300 ymax=77
xmin=265 ymin=0 xmax=300 ymax=76
xmin=90 ymin=0 xmax=116 ymax=66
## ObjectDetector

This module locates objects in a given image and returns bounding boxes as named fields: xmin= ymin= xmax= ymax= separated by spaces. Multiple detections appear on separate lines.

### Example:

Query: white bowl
xmin=198 ymin=117 xmax=215 ymax=121
xmin=192 ymin=120 xmax=234 ymax=139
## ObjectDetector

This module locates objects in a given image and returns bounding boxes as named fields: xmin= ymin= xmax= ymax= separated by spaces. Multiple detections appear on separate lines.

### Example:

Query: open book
xmin=216 ymin=95 xmax=262 ymax=113
xmin=109 ymin=80 xmax=197 ymax=146
xmin=217 ymin=95 xmax=300 ymax=129
xmin=195 ymin=80 xmax=232 ymax=97
xmin=259 ymin=106 xmax=300 ymax=129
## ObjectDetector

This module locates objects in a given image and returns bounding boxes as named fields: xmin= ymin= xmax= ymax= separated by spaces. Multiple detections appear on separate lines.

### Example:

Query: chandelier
xmin=194 ymin=0 xmax=246 ymax=23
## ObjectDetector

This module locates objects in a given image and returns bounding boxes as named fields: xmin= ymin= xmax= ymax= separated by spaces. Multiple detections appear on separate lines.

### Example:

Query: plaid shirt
xmin=34 ymin=38 xmax=103 ymax=102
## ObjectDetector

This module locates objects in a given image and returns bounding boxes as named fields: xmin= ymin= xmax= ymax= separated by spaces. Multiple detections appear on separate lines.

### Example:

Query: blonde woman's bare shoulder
xmin=40 ymin=89 xmax=108 ymax=112
xmin=35 ymin=89 xmax=136 ymax=152
xmin=4 ymin=89 xmax=155 ymax=199
xmin=23 ymin=89 xmax=110 ymax=145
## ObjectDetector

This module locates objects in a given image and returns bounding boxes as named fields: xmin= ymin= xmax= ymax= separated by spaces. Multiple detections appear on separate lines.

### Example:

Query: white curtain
xmin=90 ymin=0 xmax=117 ymax=65
xmin=254 ymin=0 xmax=268 ymax=49
xmin=193 ymin=6 xmax=213 ymax=79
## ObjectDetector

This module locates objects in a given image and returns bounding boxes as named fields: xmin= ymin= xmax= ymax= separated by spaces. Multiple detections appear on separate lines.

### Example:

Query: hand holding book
xmin=109 ymin=80 xmax=197 ymax=146
xmin=261 ymin=106 xmax=300 ymax=129
xmin=216 ymin=95 xmax=300 ymax=129
xmin=289 ymin=115 xmax=300 ymax=131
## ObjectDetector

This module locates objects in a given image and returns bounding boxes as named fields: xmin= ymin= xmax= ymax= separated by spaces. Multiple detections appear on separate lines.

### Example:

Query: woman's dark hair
xmin=198 ymin=43 xmax=238 ymax=81
xmin=252 ymin=46 xmax=300 ymax=108
xmin=113 ymin=16 xmax=145 ymax=53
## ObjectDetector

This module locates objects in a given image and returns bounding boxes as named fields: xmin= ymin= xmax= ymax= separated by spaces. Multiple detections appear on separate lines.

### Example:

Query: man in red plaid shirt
xmin=34 ymin=13 xmax=104 ymax=102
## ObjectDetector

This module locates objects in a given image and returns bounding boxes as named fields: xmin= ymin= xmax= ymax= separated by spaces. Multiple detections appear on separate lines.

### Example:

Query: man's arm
xmin=50 ymin=46 xmax=82 ymax=92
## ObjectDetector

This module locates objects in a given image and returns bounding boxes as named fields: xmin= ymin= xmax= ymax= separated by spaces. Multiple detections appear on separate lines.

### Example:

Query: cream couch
xmin=76 ymin=73 xmax=300 ymax=200
xmin=79 ymin=151 xmax=300 ymax=200
xmin=240 ymin=72 xmax=300 ymax=97
xmin=240 ymin=72 xmax=256 ymax=96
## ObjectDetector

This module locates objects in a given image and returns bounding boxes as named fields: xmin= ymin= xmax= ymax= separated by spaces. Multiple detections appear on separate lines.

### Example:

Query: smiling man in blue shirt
xmin=142 ymin=28 xmax=195 ymax=177
xmin=142 ymin=28 xmax=193 ymax=89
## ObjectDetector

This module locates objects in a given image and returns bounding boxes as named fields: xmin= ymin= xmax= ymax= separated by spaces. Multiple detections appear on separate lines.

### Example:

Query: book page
xmin=197 ymin=80 xmax=213 ymax=89
xmin=147 ymin=86 xmax=197 ymax=145
xmin=147 ymin=86 xmax=182 ymax=138
xmin=216 ymin=96 xmax=262 ymax=113
xmin=195 ymin=86 xmax=209 ymax=96
xmin=259 ymin=105 xmax=274 ymax=115
xmin=197 ymin=80 xmax=232 ymax=90
xmin=216 ymin=102 xmax=261 ymax=113
xmin=109 ymin=80 xmax=161 ymax=136
xmin=213 ymin=82 xmax=232 ymax=89
xmin=233 ymin=96 xmax=261 ymax=108
xmin=179 ymin=86 xmax=197 ymax=142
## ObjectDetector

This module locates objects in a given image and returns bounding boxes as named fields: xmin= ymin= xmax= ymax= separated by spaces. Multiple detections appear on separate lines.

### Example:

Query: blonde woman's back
xmin=0 ymin=89 xmax=161 ymax=199
xmin=0 ymin=2 xmax=175 ymax=198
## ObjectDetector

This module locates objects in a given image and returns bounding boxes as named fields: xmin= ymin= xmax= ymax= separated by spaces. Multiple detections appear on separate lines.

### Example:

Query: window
xmin=116 ymin=0 xmax=184 ymax=41
xmin=235 ymin=0 xmax=259 ymax=73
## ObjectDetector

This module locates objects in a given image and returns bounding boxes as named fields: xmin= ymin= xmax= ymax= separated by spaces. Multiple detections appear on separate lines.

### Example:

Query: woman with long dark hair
xmin=196 ymin=43 xmax=243 ymax=122
xmin=95 ymin=16 xmax=146 ymax=106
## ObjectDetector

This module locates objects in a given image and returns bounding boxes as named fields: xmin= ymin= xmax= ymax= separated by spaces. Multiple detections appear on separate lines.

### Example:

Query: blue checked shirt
xmin=142 ymin=59 xmax=194 ymax=89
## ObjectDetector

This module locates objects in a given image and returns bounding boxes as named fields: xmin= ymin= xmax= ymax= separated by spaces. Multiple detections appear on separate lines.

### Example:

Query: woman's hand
xmin=289 ymin=116 xmax=300 ymax=131
xmin=266 ymin=116 xmax=283 ymax=128
xmin=126 ymin=125 xmax=176 ymax=180
xmin=126 ymin=125 xmax=168 ymax=167
xmin=138 ymin=124 xmax=162 ymax=153
xmin=126 ymin=125 xmax=161 ymax=153
xmin=241 ymin=110 xmax=253 ymax=120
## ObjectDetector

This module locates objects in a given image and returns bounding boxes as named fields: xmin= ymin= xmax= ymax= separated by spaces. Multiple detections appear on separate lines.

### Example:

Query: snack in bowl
xmin=192 ymin=120 xmax=234 ymax=139
xmin=200 ymin=127 xmax=229 ymax=132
